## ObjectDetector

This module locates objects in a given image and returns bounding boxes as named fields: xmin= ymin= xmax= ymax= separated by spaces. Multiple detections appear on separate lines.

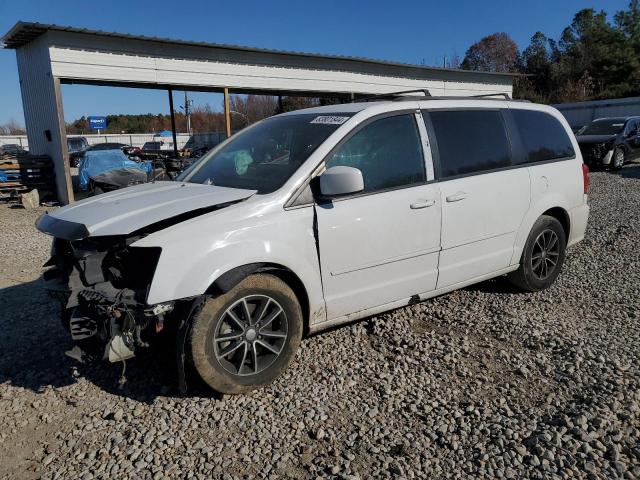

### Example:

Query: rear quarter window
xmin=511 ymin=110 xmax=575 ymax=164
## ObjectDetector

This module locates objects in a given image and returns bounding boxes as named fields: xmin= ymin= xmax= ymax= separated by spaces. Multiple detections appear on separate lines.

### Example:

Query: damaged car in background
xmin=37 ymin=94 xmax=589 ymax=394
xmin=576 ymin=116 xmax=640 ymax=169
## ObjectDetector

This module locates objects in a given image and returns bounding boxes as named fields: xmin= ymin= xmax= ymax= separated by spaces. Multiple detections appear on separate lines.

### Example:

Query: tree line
xmin=461 ymin=1 xmax=640 ymax=103
xmin=63 ymin=95 xmax=330 ymax=135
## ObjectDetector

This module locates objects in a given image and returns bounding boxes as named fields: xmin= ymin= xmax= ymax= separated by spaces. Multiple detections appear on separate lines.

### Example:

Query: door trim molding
xmin=331 ymin=246 xmax=441 ymax=276
xmin=309 ymin=264 xmax=519 ymax=331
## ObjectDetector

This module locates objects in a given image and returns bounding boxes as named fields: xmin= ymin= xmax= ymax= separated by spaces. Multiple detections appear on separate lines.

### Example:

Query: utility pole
xmin=183 ymin=91 xmax=193 ymax=135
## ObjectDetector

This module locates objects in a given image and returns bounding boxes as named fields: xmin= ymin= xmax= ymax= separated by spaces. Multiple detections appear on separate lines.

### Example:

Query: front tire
xmin=189 ymin=274 xmax=303 ymax=394
xmin=508 ymin=215 xmax=567 ymax=292
xmin=611 ymin=147 xmax=625 ymax=170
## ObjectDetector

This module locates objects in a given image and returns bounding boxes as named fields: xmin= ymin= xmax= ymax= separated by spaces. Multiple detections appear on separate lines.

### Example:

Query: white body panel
xmin=134 ymin=198 xmax=326 ymax=322
xmin=46 ymin=182 xmax=256 ymax=237
xmin=316 ymin=184 xmax=441 ymax=319
xmin=437 ymin=168 xmax=530 ymax=288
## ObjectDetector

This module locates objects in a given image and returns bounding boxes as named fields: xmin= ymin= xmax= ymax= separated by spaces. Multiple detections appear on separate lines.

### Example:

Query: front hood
xmin=576 ymin=134 xmax=616 ymax=145
xmin=37 ymin=181 xmax=256 ymax=240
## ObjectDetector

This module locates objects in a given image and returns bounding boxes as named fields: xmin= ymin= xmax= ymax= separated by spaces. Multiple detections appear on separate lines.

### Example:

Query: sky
xmin=0 ymin=0 xmax=631 ymax=126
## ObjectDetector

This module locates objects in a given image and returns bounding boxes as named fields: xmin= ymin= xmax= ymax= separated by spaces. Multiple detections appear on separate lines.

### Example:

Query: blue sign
xmin=88 ymin=116 xmax=107 ymax=130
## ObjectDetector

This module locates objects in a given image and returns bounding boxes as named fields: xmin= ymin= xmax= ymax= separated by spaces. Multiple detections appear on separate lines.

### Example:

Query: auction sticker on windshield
xmin=310 ymin=116 xmax=350 ymax=125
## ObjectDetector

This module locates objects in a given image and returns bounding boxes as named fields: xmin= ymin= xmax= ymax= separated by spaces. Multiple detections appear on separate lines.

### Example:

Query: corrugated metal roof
xmin=2 ymin=21 xmax=518 ymax=79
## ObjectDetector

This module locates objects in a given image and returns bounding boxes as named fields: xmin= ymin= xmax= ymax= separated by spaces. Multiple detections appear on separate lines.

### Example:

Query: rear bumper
xmin=568 ymin=200 xmax=589 ymax=247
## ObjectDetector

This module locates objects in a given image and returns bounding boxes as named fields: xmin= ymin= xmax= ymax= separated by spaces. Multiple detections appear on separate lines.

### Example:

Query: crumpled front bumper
xmin=42 ymin=235 xmax=171 ymax=364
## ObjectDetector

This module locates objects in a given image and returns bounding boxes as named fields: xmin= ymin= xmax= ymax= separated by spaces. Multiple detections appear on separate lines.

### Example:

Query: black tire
xmin=508 ymin=215 xmax=567 ymax=292
xmin=91 ymin=185 xmax=104 ymax=196
xmin=611 ymin=147 xmax=625 ymax=170
xmin=189 ymin=274 xmax=302 ymax=394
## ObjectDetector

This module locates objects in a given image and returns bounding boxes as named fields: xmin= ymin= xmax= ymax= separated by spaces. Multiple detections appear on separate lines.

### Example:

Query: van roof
xmin=280 ymin=96 xmax=533 ymax=116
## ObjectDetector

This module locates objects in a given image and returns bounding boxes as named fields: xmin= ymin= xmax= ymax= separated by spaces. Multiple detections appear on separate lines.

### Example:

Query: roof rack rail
xmin=350 ymin=90 xmax=531 ymax=104
xmin=354 ymin=89 xmax=432 ymax=103
xmin=469 ymin=92 xmax=511 ymax=99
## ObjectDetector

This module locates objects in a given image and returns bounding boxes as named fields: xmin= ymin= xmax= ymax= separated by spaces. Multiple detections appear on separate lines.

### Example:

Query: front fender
xmin=133 ymin=203 xmax=325 ymax=324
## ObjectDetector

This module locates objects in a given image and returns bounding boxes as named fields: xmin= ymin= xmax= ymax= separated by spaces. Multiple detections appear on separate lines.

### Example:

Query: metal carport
xmin=2 ymin=22 xmax=517 ymax=204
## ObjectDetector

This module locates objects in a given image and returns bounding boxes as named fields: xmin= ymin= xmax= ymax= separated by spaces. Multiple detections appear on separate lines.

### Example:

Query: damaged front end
xmin=43 ymin=233 xmax=173 ymax=367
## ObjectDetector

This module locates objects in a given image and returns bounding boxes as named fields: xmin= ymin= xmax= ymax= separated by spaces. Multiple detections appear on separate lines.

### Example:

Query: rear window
xmin=511 ymin=110 xmax=575 ymax=164
xmin=426 ymin=110 xmax=511 ymax=178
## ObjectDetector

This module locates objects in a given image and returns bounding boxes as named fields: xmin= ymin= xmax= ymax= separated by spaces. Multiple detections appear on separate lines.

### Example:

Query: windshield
xmin=143 ymin=142 xmax=161 ymax=149
xmin=68 ymin=138 xmax=86 ymax=150
xmin=578 ymin=119 xmax=626 ymax=136
xmin=180 ymin=113 xmax=353 ymax=193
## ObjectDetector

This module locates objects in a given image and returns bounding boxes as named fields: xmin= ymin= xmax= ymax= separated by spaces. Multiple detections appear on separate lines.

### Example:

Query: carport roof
xmin=2 ymin=21 xmax=519 ymax=80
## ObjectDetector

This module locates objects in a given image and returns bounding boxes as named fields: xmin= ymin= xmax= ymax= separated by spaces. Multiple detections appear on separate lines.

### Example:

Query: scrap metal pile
xmin=0 ymin=153 xmax=55 ymax=200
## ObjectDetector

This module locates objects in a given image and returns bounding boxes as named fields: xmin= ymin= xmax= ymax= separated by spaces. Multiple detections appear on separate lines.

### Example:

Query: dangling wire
xmin=117 ymin=358 xmax=127 ymax=389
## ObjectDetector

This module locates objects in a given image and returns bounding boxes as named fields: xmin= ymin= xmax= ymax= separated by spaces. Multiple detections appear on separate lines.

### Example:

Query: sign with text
xmin=88 ymin=116 xmax=107 ymax=130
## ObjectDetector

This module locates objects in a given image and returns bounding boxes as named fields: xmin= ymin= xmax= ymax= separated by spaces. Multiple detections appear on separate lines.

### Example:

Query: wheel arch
xmin=541 ymin=206 xmax=570 ymax=240
xmin=206 ymin=262 xmax=311 ymax=333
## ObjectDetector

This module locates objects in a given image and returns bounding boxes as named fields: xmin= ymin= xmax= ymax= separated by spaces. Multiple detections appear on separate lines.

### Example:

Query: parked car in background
xmin=141 ymin=140 xmax=174 ymax=156
xmin=77 ymin=149 xmax=153 ymax=193
xmin=86 ymin=142 xmax=141 ymax=158
xmin=576 ymin=116 xmax=640 ymax=169
xmin=68 ymin=136 xmax=89 ymax=167
xmin=89 ymin=168 xmax=149 ymax=195
xmin=121 ymin=145 xmax=142 ymax=157
xmin=0 ymin=143 xmax=27 ymax=155
xmin=37 ymin=95 xmax=589 ymax=394
xmin=87 ymin=142 xmax=127 ymax=151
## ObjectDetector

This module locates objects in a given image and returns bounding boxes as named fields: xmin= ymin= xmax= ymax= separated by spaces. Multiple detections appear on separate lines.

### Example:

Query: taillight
xmin=582 ymin=163 xmax=589 ymax=194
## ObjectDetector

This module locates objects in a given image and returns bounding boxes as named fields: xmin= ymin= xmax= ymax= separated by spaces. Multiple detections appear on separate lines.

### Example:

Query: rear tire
xmin=508 ymin=215 xmax=567 ymax=292
xmin=189 ymin=274 xmax=302 ymax=394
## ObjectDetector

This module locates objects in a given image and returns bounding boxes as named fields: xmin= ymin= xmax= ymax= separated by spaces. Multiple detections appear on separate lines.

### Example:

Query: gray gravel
xmin=1 ymin=165 xmax=640 ymax=479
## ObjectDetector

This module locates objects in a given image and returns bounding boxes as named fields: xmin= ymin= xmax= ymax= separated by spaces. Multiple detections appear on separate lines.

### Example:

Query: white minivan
xmin=38 ymin=93 xmax=590 ymax=393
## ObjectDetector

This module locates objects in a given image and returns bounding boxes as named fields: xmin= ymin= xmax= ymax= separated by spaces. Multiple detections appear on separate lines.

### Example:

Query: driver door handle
xmin=446 ymin=191 xmax=469 ymax=203
xmin=410 ymin=199 xmax=436 ymax=209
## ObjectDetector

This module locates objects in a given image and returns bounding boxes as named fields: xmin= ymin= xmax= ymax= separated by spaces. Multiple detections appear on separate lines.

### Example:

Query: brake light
xmin=582 ymin=163 xmax=589 ymax=194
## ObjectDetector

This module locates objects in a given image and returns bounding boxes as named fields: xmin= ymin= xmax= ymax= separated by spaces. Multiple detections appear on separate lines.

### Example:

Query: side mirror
xmin=319 ymin=166 xmax=364 ymax=197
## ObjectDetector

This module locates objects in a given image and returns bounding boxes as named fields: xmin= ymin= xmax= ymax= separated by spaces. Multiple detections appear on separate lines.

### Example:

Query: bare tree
xmin=461 ymin=32 xmax=519 ymax=73
xmin=0 ymin=119 xmax=26 ymax=135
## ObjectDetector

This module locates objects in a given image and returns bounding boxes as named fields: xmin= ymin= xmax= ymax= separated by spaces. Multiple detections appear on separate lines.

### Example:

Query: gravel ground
xmin=1 ymin=165 xmax=639 ymax=480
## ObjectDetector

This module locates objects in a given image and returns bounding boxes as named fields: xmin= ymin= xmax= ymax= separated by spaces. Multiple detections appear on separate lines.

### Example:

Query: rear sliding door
xmin=423 ymin=109 xmax=530 ymax=289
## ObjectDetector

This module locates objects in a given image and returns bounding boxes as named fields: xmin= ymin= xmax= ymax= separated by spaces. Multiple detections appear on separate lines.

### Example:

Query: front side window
xmin=511 ymin=109 xmax=575 ymax=164
xmin=325 ymin=114 xmax=425 ymax=193
xmin=427 ymin=110 xmax=511 ymax=178
xmin=182 ymin=113 xmax=353 ymax=193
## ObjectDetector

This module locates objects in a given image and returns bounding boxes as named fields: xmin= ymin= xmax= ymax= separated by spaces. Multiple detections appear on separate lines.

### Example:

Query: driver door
xmin=625 ymin=119 xmax=640 ymax=160
xmin=314 ymin=112 xmax=441 ymax=320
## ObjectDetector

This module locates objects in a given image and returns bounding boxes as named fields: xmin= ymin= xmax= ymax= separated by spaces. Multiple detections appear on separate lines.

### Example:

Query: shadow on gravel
xmin=611 ymin=163 xmax=640 ymax=179
xmin=0 ymin=278 xmax=77 ymax=392
xmin=463 ymin=276 xmax=524 ymax=295
xmin=0 ymin=277 xmax=216 ymax=401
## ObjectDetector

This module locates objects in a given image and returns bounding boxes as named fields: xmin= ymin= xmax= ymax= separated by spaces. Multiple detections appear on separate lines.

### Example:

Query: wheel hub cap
xmin=212 ymin=295 xmax=288 ymax=377
xmin=245 ymin=328 xmax=257 ymax=342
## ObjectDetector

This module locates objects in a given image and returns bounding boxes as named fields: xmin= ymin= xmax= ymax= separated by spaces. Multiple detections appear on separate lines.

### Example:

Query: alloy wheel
xmin=613 ymin=149 xmax=624 ymax=168
xmin=212 ymin=295 xmax=288 ymax=376
xmin=531 ymin=229 xmax=560 ymax=280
